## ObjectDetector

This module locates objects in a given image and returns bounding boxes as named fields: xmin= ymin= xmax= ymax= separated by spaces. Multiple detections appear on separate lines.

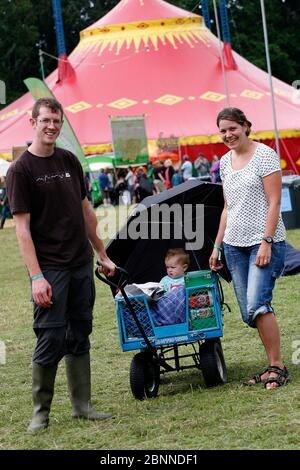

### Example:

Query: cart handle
xmin=95 ymin=264 xmax=130 ymax=290
xmin=95 ymin=264 xmax=158 ymax=358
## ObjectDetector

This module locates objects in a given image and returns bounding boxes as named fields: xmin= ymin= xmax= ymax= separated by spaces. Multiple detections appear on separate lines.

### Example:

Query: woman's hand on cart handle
xmin=209 ymin=247 xmax=224 ymax=271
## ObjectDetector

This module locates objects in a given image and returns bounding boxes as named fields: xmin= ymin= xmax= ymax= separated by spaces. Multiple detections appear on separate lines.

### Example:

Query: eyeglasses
xmin=37 ymin=118 xmax=63 ymax=126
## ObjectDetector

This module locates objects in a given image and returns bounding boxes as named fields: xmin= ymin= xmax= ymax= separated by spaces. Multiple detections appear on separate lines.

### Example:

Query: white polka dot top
xmin=220 ymin=143 xmax=286 ymax=247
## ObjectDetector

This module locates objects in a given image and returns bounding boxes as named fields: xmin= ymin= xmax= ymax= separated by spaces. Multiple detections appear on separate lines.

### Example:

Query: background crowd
xmin=91 ymin=154 xmax=220 ymax=206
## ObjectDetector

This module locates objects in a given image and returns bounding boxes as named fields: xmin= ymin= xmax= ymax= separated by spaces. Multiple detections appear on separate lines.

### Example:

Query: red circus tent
xmin=0 ymin=0 xmax=300 ymax=172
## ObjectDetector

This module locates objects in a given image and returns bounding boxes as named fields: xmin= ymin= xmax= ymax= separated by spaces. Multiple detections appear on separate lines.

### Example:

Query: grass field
xmin=0 ymin=211 xmax=299 ymax=450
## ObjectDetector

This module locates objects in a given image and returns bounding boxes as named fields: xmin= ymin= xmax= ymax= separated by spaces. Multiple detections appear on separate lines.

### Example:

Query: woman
xmin=209 ymin=107 xmax=288 ymax=390
xmin=210 ymin=155 xmax=221 ymax=183
xmin=164 ymin=159 xmax=175 ymax=189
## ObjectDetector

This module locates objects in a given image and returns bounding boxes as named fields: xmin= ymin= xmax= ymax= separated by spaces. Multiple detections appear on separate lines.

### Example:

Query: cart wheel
xmin=130 ymin=352 xmax=160 ymax=400
xmin=200 ymin=338 xmax=227 ymax=387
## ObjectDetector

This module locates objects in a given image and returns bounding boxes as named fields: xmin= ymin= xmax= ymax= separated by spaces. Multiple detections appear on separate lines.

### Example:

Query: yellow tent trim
xmin=0 ymin=153 xmax=11 ymax=161
xmin=179 ymin=129 xmax=300 ymax=145
xmin=83 ymin=143 xmax=113 ymax=155
xmin=77 ymin=17 xmax=209 ymax=55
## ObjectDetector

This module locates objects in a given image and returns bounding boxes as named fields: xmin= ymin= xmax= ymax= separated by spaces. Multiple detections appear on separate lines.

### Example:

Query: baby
xmin=160 ymin=248 xmax=190 ymax=292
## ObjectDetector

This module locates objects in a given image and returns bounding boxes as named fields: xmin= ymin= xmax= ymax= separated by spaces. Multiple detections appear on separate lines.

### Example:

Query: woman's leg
xmin=247 ymin=242 xmax=287 ymax=389
xmin=224 ymin=243 xmax=286 ymax=388
xmin=255 ymin=313 xmax=284 ymax=388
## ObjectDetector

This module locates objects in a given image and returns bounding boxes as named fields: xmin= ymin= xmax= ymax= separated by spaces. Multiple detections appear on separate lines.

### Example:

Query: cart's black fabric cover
xmin=106 ymin=180 xmax=231 ymax=295
xmin=282 ymin=242 xmax=300 ymax=276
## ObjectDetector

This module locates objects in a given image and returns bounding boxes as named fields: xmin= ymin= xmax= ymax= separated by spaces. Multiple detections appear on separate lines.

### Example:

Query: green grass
xmin=0 ymin=213 xmax=300 ymax=450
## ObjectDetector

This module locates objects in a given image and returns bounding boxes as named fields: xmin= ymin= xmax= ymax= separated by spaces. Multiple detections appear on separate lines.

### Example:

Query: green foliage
xmin=0 ymin=0 xmax=39 ymax=102
xmin=0 ymin=1 xmax=300 ymax=105
xmin=0 ymin=0 xmax=119 ymax=104
xmin=226 ymin=0 xmax=300 ymax=85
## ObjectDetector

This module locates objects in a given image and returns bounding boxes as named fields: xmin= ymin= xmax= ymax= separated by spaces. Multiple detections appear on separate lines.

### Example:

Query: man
xmin=152 ymin=161 xmax=166 ymax=193
xmin=125 ymin=166 xmax=135 ymax=204
xmin=181 ymin=155 xmax=193 ymax=181
xmin=98 ymin=168 xmax=111 ymax=207
xmin=194 ymin=153 xmax=210 ymax=178
xmin=6 ymin=98 xmax=116 ymax=433
xmin=0 ymin=177 xmax=9 ymax=229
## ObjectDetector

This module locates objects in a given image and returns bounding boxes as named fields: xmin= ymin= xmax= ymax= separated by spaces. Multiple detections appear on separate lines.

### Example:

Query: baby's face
xmin=165 ymin=256 xmax=187 ymax=279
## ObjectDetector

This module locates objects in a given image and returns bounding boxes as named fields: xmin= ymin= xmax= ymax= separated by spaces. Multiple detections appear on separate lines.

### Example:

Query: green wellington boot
xmin=65 ymin=353 xmax=112 ymax=420
xmin=27 ymin=362 xmax=58 ymax=434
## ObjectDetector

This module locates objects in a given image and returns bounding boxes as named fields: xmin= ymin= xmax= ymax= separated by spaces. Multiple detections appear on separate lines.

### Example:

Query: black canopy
xmin=106 ymin=180 xmax=231 ymax=293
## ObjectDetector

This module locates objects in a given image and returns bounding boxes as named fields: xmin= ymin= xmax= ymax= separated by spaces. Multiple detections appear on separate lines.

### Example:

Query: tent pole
xmin=260 ymin=0 xmax=281 ymax=158
xmin=39 ymin=49 xmax=45 ymax=81
xmin=178 ymin=140 xmax=182 ymax=163
xmin=212 ymin=0 xmax=230 ymax=106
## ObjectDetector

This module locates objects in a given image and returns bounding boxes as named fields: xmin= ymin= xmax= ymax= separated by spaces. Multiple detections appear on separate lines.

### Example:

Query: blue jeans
xmin=223 ymin=241 xmax=286 ymax=328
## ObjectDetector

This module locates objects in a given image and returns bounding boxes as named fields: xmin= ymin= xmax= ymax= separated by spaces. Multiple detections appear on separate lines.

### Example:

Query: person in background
xmin=146 ymin=162 xmax=154 ymax=184
xmin=209 ymin=107 xmax=288 ymax=390
xmin=210 ymin=155 xmax=221 ymax=183
xmin=0 ymin=177 xmax=10 ymax=229
xmin=98 ymin=168 xmax=111 ymax=206
xmin=153 ymin=161 xmax=166 ymax=193
xmin=171 ymin=167 xmax=183 ymax=186
xmin=164 ymin=159 xmax=175 ymax=189
xmin=136 ymin=172 xmax=153 ymax=201
xmin=6 ymin=97 xmax=116 ymax=433
xmin=125 ymin=166 xmax=135 ymax=204
xmin=114 ymin=170 xmax=127 ymax=203
xmin=106 ymin=169 xmax=116 ymax=205
xmin=84 ymin=173 xmax=92 ymax=203
xmin=181 ymin=155 xmax=193 ymax=181
xmin=194 ymin=153 xmax=210 ymax=178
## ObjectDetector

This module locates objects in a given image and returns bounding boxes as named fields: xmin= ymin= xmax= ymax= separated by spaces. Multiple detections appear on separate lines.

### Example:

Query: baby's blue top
xmin=160 ymin=275 xmax=185 ymax=292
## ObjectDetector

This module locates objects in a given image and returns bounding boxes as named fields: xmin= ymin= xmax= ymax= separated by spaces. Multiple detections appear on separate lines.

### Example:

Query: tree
xmin=0 ymin=0 xmax=40 ymax=103
xmin=224 ymin=0 xmax=300 ymax=85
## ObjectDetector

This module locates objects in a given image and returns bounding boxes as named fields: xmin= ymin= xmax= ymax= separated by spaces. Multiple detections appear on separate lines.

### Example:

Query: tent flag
xmin=110 ymin=115 xmax=149 ymax=167
xmin=24 ymin=77 xmax=88 ymax=171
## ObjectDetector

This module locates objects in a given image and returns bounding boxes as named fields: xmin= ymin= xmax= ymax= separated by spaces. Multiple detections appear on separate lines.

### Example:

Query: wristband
xmin=214 ymin=244 xmax=222 ymax=250
xmin=31 ymin=273 xmax=44 ymax=281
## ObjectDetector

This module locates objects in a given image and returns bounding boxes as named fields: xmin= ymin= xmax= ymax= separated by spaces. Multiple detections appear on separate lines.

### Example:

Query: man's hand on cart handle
xmin=97 ymin=257 xmax=116 ymax=277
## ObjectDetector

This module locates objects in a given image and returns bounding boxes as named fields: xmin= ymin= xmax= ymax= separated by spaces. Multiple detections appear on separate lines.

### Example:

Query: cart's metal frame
xmin=96 ymin=267 xmax=228 ymax=399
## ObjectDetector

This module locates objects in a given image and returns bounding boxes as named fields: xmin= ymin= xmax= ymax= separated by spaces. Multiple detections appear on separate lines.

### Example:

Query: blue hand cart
xmin=96 ymin=267 xmax=228 ymax=400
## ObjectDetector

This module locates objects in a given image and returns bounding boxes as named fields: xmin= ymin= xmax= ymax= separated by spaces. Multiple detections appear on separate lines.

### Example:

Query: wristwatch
xmin=262 ymin=236 xmax=273 ymax=244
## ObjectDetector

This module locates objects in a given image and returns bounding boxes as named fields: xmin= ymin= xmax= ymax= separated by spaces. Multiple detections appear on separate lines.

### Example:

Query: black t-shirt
xmin=153 ymin=167 xmax=164 ymax=179
xmin=6 ymin=148 xmax=93 ymax=270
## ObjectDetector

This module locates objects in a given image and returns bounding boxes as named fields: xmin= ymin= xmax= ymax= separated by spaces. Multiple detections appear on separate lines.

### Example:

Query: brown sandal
xmin=243 ymin=366 xmax=270 ymax=386
xmin=264 ymin=365 xmax=289 ymax=389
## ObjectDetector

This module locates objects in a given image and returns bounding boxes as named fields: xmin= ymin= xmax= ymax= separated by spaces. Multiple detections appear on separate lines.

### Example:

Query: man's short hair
xmin=165 ymin=248 xmax=190 ymax=266
xmin=31 ymin=98 xmax=64 ymax=119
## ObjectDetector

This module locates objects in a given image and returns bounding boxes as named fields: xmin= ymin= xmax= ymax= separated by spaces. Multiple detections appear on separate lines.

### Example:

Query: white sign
xmin=281 ymin=187 xmax=292 ymax=212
